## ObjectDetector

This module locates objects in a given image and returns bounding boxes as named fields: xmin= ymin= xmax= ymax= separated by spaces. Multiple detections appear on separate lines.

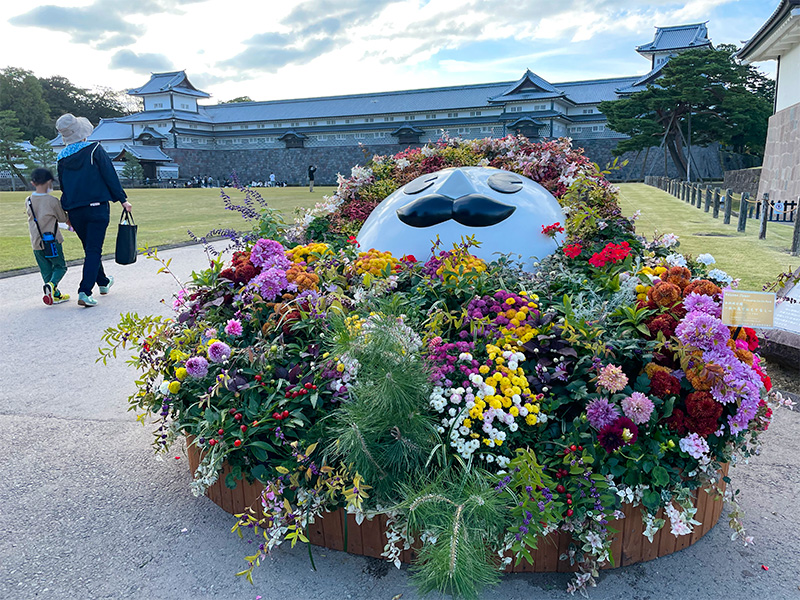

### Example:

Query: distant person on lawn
xmin=308 ymin=164 xmax=316 ymax=192
xmin=56 ymin=113 xmax=133 ymax=308
xmin=25 ymin=168 xmax=71 ymax=305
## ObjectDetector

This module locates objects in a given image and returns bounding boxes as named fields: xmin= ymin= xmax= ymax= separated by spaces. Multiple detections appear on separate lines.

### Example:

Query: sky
xmin=0 ymin=0 xmax=779 ymax=104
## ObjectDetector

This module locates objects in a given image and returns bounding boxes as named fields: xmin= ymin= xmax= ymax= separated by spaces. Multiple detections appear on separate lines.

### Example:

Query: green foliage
xmin=599 ymin=46 xmax=774 ymax=174
xmin=28 ymin=136 xmax=57 ymax=169
xmin=0 ymin=110 xmax=33 ymax=187
xmin=121 ymin=155 xmax=145 ymax=183
xmin=325 ymin=312 xmax=439 ymax=500
xmin=220 ymin=96 xmax=254 ymax=103
xmin=400 ymin=470 xmax=508 ymax=600
xmin=0 ymin=67 xmax=50 ymax=139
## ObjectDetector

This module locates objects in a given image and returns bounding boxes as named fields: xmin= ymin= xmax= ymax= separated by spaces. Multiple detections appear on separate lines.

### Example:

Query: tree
xmin=599 ymin=46 xmax=774 ymax=177
xmin=39 ymin=76 xmax=130 ymax=131
xmin=220 ymin=96 xmax=253 ymax=104
xmin=121 ymin=155 xmax=144 ymax=183
xmin=0 ymin=110 xmax=34 ymax=188
xmin=0 ymin=67 xmax=51 ymax=140
xmin=29 ymin=136 xmax=57 ymax=169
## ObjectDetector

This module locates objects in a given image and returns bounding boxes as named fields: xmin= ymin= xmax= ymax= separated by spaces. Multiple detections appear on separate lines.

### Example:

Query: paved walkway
xmin=1 ymin=244 xmax=798 ymax=600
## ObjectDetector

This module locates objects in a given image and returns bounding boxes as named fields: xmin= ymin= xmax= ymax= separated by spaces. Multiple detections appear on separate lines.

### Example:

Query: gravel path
xmin=1 ymin=244 xmax=798 ymax=600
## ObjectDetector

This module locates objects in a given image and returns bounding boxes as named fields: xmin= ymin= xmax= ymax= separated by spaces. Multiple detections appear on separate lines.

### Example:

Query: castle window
xmin=469 ymin=111 xmax=481 ymax=117
xmin=374 ymin=132 xmax=387 ymax=138
xmin=405 ymin=115 xmax=415 ymax=120
xmin=335 ymin=134 xmax=346 ymax=140
xmin=384 ymin=116 xmax=394 ymax=122
xmin=354 ymin=133 xmax=366 ymax=139
xmin=273 ymin=123 xmax=282 ymax=128
xmin=447 ymin=112 xmax=459 ymax=118
xmin=291 ymin=122 xmax=300 ymax=127
xmin=426 ymin=114 xmax=436 ymax=119
xmin=326 ymin=119 xmax=336 ymax=125
xmin=240 ymin=125 xmax=249 ymax=129
xmin=316 ymin=135 xmax=328 ymax=141
xmin=582 ymin=108 xmax=594 ymax=114
xmin=309 ymin=121 xmax=317 ymax=126
xmin=364 ymin=117 xmax=374 ymax=123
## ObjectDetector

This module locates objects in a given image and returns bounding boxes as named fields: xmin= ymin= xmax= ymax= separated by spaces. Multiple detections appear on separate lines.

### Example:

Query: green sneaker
xmin=42 ymin=283 xmax=54 ymax=305
xmin=99 ymin=276 xmax=114 ymax=295
xmin=78 ymin=292 xmax=97 ymax=307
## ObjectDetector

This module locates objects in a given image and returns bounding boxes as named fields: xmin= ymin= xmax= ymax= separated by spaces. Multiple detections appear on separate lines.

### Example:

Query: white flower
xmin=421 ymin=145 xmax=436 ymax=157
xmin=707 ymin=268 xmax=733 ymax=285
xmin=396 ymin=158 xmax=411 ymax=170
xmin=696 ymin=253 xmax=716 ymax=265
xmin=660 ymin=233 xmax=680 ymax=248
xmin=665 ymin=253 xmax=687 ymax=267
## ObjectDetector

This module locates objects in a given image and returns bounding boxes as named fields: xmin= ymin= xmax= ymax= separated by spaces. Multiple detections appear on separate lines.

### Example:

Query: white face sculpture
xmin=356 ymin=167 xmax=566 ymax=270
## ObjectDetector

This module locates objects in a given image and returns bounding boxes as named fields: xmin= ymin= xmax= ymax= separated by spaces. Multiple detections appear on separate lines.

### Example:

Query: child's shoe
xmin=99 ymin=276 xmax=114 ymax=295
xmin=43 ymin=283 xmax=54 ymax=305
xmin=78 ymin=292 xmax=97 ymax=307
xmin=53 ymin=289 xmax=70 ymax=304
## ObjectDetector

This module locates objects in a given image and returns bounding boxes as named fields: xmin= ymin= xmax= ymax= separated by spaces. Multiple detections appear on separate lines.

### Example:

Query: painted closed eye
xmin=487 ymin=172 xmax=523 ymax=194
xmin=403 ymin=174 xmax=439 ymax=195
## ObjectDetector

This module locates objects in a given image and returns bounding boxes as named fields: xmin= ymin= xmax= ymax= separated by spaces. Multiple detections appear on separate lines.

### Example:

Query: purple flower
xmin=586 ymin=397 xmax=621 ymax=430
xmin=621 ymin=392 xmax=654 ymax=425
xmin=683 ymin=293 xmax=722 ymax=318
xmin=251 ymin=267 xmax=288 ymax=301
xmin=675 ymin=311 xmax=730 ymax=351
xmin=185 ymin=356 xmax=209 ymax=378
xmin=224 ymin=318 xmax=243 ymax=337
xmin=208 ymin=341 xmax=231 ymax=363
xmin=250 ymin=239 xmax=290 ymax=269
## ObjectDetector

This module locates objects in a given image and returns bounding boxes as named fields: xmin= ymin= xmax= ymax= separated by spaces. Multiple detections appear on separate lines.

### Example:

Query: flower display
xmin=102 ymin=137 xmax=782 ymax=600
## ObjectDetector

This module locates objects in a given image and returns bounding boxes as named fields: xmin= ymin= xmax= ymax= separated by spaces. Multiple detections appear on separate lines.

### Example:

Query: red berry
xmin=566 ymin=493 xmax=572 ymax=499
xmin=233 ymin=440 xmax=242 ymax=448
xmin=252 ymin=420 xmax=258 ymax=426
xmin=218 ymin=428 xmax=224 ymax=435
xmin=292 ymin=391 xmax=299 ymax=398
xmin=566 ymin=509 xmax=574 ymax=517
xmin=304 ymin=382 xmax=312 ymax=389
xmin=234 ymin=413 xmax=242 ymax=421
xmin=240 ymin=425 xmax=247 ymax=432
xmin=229 ymin=408 xmax=236 ymax=415
xmin=570 ymin=445 xmax=577 ymax=452
xmin=311 ymin=385 xmax=317 ymax=390
xmin=255 ymin=375 xmax=262 ymax=382
xmin=577 ymin=446 xmax=583 ymax=451
xmin=272 ymin=412 xmax=281 ymax=420
xmin=556 ymin=484 xmax=565 ymax=493
xmin=209 ymin=439 xmax=217 ymax=446
xmin=282 ymin=410 xmax=289 ymax=418
xmin=284 ymin=391 xmax=291 ymax=398
xmin=567 ymin=499 xmax=572 ymax=505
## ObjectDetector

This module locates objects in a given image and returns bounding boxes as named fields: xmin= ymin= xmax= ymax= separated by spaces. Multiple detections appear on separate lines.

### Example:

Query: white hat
xmin=56 ymin=114 xmax=94 ymax=145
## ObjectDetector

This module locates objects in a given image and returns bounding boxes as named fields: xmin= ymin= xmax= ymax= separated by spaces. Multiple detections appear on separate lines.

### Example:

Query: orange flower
xmin=649 ymin=281 xmax=682 ymax=307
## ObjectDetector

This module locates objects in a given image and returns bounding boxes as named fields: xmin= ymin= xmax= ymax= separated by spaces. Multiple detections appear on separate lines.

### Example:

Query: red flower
xmin=650 ymin=370 xmax=681 ymax=398
xmin=598 ymin=417 xmax=638 ymax=453
xmin=563 ymin=243 xmax=582 ymax=258
xmin=347 ymin=236 xmax=361 ymax=247
xmin=401 ymin=254 xmax=417 ymax=263
xmin=684 ymin=391 xmax=723 ymax=437
xmin=588 ymin=241 xmax=631 ymax=268
xmin=646 ymin=313 xmax=679 ymax=339
xmin=541 ymin=222 xmax=565 ymax=238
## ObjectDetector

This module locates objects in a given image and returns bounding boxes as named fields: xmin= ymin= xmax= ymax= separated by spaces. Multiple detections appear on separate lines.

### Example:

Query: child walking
xmin=26 ymin=168 xmax=70 ymax=305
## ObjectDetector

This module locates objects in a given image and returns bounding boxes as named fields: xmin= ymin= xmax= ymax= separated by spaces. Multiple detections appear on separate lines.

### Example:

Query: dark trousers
xmin=67 ymin=203 xmax=110 ymax=296
xmin=33 ymin=243 xmax=67 ymax=288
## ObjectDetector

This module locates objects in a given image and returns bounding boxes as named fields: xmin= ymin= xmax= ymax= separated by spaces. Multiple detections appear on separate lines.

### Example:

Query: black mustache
xmin=396 ymin=194 xmax=516 ymax=228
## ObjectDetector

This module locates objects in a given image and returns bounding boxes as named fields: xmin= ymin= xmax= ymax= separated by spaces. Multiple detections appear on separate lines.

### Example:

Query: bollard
xmin=690 ymin=184 xmax=696 ymax=204
xmin=723 ymin=189 xmax=733 ymax=224
xmin=792 ymin=200 xmax=800 ymax=255
xmin=759 ymin=193 xmax=769 ymax=239
xmin=702 ymin=186 xmax=711 ymax=210
xmin=705 ymin=188 xmax=715 ymax=213
xmin=713 ymin=188 xmax=721 ymax=218
xmin=737 ymin=192 xmax=749 ymax=232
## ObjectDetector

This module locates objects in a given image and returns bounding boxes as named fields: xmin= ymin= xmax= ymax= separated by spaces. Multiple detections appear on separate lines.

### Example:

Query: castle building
xmin=51 ymin=23 xmax=743 ymax=183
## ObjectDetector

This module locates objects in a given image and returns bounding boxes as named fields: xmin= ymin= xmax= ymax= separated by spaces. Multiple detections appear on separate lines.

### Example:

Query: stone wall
xmin=723 ymin=167 xmax=762 ymax=196
xmin=163 ymin=144 xmax=411 ymax=186
xmin=160 ymin=138 xmax=759 ymax=186
xmin=757 ymin=102 xmax=800 ymax=204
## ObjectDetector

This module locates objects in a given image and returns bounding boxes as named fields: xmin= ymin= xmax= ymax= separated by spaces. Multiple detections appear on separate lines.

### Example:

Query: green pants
xmin=33 ymin=243 xmax=67 ymax=288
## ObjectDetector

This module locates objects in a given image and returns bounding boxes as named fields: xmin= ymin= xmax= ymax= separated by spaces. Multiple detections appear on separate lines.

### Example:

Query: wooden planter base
xmin=185 ymin=439 xmax=728 ymax=572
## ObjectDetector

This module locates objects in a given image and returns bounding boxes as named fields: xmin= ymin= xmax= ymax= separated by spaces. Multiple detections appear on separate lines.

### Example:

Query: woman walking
xmin=56 ymin=114 xmax=132 ymax=307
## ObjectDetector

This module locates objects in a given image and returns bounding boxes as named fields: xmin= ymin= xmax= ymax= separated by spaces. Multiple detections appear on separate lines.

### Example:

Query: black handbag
xmin=115 ymin=208 xmax=138 ymax=265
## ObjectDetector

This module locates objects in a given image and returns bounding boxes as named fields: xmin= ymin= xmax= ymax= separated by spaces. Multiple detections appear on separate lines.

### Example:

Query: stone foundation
xmin=757 ymin=102 xmax=800 ymax=204
xmin=723 ymin=167 xmax=762 ymax=196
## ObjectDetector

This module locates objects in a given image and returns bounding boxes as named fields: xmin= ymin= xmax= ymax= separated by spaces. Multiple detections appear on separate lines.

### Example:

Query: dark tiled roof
xmin=636 ymin=23 xmax=711 ymax=54
xmin=737 ymin=0 xmax=800 ymax=61
xmin=113 ymin=144 xmax=174 ymax=162
xmin=128 ymin=71 xmax=210 ymax=98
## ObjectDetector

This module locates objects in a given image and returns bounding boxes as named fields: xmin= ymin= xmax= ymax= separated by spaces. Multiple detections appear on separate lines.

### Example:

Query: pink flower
xmin=224 ymin=318 xmax=243 ymax=337
xmin=621 ymin=392 xmax=654 ymax=425
xmin=596 ymin=364 xmax=628 ymax=394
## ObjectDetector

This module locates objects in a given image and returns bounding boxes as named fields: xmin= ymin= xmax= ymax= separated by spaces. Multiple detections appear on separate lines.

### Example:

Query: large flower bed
xmin=103 ymin=137 xmax=783 ymax=599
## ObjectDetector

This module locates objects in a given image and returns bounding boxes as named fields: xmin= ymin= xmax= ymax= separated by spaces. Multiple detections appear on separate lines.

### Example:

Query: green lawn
xmin=617 ymin=183 xmax=797 ymax=290
xmin=0 ymin=186 xmax=334 ymax=273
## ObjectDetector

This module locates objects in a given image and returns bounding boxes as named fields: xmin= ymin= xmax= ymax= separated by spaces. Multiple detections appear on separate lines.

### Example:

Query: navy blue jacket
xmin=57 ymin=142 xmax=127 ymax=211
